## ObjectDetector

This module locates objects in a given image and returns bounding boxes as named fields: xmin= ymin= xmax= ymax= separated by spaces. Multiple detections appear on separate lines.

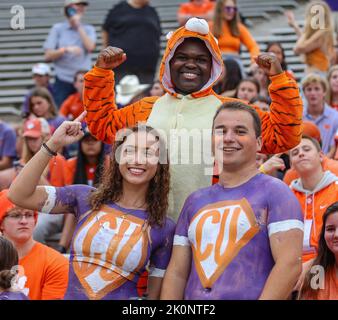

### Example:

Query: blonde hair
xmin=303 ymin=1 xmax=335 ymax=59
xmin=326 ymin=65 xmax=338 ymax=105
xmin=213 ymin=0 xmax=240 ymax=38
xmin=301 ymin=73 xmax=328 ymax=92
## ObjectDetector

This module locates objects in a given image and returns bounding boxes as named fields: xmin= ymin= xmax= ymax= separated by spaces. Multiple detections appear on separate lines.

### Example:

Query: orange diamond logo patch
xmin=72 ymin=205 xmax=148 ymax=300
xmin=188 ymin=199 xmax=259 ymax=288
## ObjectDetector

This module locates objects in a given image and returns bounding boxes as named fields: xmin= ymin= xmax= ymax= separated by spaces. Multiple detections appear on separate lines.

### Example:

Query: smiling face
xmin=0 ymin=208 xmax=35 ymax=244
xmin=324 ymin=211 xmax=338 ymax=257
xmin=118 ymin=131 xmax=160 ymax=187
xmin=213 ymin=109 xmax=262 ymax=171
xmin=170 ymin=38 xmax=212 ymax=95
xmin=289 ymin=138 xmax=323 ymax=175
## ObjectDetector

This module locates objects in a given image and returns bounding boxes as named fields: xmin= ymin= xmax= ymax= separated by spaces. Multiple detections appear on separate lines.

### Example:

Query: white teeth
xmin=129 ymin=168 xmax=145 ymax=174
xmin=183 ymin=73 xmax=197 ymax=79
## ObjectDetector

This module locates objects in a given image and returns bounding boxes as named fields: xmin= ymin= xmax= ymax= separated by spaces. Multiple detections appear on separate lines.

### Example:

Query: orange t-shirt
xmin=291 ymin=181 xmax=338 ymax=262
xmin=59 ymin=92 xmax=84 ymax=120
xmin=306 ymin=48 xmax=330 ymax=72
xmin=178 ymin=0 xmax=214 ymax=16
xmin=284 ymin=157 xmax=338 ymax=186
xmin=210 ymin=21 xmax=260 ymax=60
xmin=19 ymin=242 xmax=69 ymax=300
xmin=48 ymin=154 xmax=72 ymax=186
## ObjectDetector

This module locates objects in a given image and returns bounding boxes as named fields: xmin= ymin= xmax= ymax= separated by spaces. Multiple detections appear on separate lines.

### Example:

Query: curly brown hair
xmin=89 ymin=125 xmax=170 ymax=227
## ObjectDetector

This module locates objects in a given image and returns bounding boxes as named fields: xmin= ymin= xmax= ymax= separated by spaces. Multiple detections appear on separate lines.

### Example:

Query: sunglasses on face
xmin=5 ymin=212 xmax=35 ymax=221
xmin=224 ymin=6 xmax=237 ymax=13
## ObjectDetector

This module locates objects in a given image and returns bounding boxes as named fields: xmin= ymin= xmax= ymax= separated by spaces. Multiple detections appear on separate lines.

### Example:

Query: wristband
xmin=42 ymin=143 xmax=57 ymax=157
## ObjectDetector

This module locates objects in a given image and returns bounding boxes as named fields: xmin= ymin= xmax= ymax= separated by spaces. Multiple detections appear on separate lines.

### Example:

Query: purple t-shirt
xmin=174 ymin=174 xmax=304 ymax=300
xmin=45 ymin=185 xmax=175 ymax=300
xmin=0 ymin=291 xmax=28 ymax=300
xmin=0 ymin=121 xmax=17 ymax=159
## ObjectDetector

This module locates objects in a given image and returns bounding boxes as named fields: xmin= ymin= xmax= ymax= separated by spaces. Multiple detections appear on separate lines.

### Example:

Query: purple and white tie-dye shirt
xmin=174 ymin=174 xmax=304 ymax=300
xmin=42 ymin=184 xmax=175 ymax=300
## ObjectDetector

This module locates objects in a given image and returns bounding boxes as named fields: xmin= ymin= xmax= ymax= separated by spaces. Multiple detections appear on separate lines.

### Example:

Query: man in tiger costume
xmin=83 ymin=18 xmax=303 ymax=220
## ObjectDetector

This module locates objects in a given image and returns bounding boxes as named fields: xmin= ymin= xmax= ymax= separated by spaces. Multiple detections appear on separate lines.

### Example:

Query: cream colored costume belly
xmin=147 ymin=93 xmax=222 ymax=220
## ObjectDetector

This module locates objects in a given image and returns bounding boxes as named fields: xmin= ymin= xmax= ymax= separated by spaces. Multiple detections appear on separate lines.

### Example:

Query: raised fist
xmin=95 ymin=46 xmax=127 ymax=70
xmin=253 ymin=53 xmax=283 ymax=77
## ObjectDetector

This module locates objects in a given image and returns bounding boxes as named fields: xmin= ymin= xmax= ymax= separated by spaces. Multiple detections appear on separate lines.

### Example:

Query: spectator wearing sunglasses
xmin=210 ymin=0 xmax=260 ymax=76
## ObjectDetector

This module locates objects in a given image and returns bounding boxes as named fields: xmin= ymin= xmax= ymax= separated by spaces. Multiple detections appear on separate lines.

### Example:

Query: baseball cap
xmin=32 ymin=63 xmax=51 ymax=76
xmin=64 ymin=0 xmax=89 ymax=7
xmin=0 ymin=190 xmax=38 ymax=225
xmin=23 ymin=118 xmax=51 ymax=139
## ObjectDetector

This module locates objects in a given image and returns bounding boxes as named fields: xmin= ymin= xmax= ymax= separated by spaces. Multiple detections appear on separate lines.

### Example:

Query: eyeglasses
xmin=5 ymin=212 xmax=35 ymax=221
xmin=224 ymin=6 xmax=237 ymax=13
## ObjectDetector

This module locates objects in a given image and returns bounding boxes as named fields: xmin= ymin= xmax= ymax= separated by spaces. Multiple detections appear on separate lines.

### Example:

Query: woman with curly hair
xmin=297 ymin=202 xmax=338 ymax=300
xmin=8 ymin=112 xmax=175 ymax=300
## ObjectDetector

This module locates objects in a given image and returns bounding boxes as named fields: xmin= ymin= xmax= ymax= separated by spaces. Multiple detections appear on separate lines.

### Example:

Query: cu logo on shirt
xmin=72 ymin=206 xmax=149 ymax=300
xmin=188 ymin=199 xmax=260 ymax=288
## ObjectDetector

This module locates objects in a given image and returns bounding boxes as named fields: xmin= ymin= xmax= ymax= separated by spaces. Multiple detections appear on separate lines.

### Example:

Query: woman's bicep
xmin=10 ymin=186 xmax=72 ymax=214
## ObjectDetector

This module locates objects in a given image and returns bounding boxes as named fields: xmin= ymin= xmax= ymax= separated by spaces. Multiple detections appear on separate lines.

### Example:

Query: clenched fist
xmin=253 ymin=53 xmax=283 ymax=77
xmin=95 ymin=46 xmax=127 ymax=70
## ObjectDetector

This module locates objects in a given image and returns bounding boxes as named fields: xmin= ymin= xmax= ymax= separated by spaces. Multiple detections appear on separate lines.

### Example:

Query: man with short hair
xmin=84 ymin=18 xmax=303 ymax=220
xmin=302 ymin=73 xmax=338 ymax=154
xmin=0 ymin=190 xmax=69 ymax=300
xmin=44 ymin=0 xmax=96 ymax=107
xmin=160 ymin=101 xmax=304 ymax=299
xmin=289 ymin=135 xmax=338 ymax=262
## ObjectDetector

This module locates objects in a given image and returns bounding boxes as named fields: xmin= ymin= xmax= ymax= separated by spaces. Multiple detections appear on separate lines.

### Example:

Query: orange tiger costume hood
xmin=159 ymin=18 xmax=224 ymax=98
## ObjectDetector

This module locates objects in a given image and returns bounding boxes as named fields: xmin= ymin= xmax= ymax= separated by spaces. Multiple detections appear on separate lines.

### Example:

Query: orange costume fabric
xmin=83 ymin=19 xmax=303 ymax=219
xmin=59 ymin=92 xmax=84 ymax=120
xmin=290 ymin=172 xmax=338 ymax=262
xmin=178 ymin=0 xmax=215 ymax=16
xmin=19 ymin=242 xmax=69 ymax=300
xmin=284 ymin=156 xmax=338 ymax=186
xmin=209 ymin=21 xmax=260 ymax=60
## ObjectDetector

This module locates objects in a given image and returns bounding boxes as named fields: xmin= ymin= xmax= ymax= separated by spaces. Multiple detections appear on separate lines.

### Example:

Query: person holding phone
xmin=44 ymin=0 xmax=96 ymax=107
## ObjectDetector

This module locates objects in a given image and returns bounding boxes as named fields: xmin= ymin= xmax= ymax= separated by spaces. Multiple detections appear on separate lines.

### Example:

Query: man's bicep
xmin=269 ymin=229 xmax=303 ymax=263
